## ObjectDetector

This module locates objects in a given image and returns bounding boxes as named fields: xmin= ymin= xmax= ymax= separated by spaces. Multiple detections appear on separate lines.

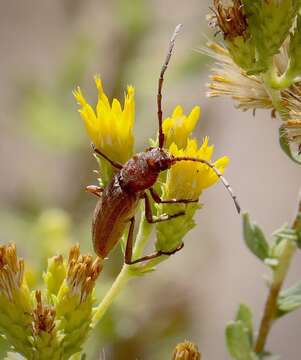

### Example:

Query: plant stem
xmin=91 ymin=215 xmax=152 ymax=328
xmin=254 ymin=240 xmax=296 ymax=353
xmin=262 ymin=67 xmax=284 ymax=116
xmin=91 ymin=263 xmax=131 ymax=328
xmin=133 ymin=214 xmax=153 ymax=259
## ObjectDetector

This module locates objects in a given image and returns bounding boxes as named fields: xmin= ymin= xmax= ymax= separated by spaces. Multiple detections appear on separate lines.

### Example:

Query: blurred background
xmin=0 ymin=0 xmax=300 ymax=359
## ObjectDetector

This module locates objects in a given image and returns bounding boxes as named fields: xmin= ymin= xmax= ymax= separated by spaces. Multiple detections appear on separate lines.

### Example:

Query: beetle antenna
xmin=158 ymin=24 xmax=183 ymax=149
xmin=174 ymin=156 xmax=241 ymax=213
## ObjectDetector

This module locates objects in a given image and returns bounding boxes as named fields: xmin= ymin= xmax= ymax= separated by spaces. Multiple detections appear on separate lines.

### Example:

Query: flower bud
xmin=31 ymin=290 xmax=62 ymax=359
xmin=55 ymin=245 xmax=102 ymax=357
xmin=172 ymin=341 xmax=201 ymax=360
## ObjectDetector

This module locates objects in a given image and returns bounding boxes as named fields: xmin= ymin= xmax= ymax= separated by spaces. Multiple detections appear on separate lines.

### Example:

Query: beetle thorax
xmin=118 ymin=148 xmax=174 ymax=192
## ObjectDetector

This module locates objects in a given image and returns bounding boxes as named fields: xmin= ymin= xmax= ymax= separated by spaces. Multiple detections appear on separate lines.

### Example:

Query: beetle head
xmin=145 ymin=147 xmax=174 ymax=172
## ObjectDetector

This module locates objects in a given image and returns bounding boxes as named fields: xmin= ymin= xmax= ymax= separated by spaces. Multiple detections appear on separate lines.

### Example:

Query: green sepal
xmin=279 ymin=125 xmax=301 ymax=165
xmin=155 ymin=203 xmax=201 ymax=253
xmin=226 ymin=36 xmax=256 ymax=72
xmin=243 ymin=213 xmax=269 ymax=261
xmin=0 ymin=288 xmax=33 ymax=358
xmin=95 ymin=153 xmax=115 ymax=187
xmin=235 ymin=304 xmax=253 ymax=345
xmin=55 ymin=282 xmax=95 ymax=359
xmin=287 ymin=14 xmax=301 ymax=81
xmin=31 ymin=330 xmax=63 ymax=360
xmin=43 ymin=256 xmax=67 ymax=299
xmin=277 ymin=280 xmax=301 ymax=316
xmin=242 ymin=0 xmax=301 ymax=74
xmin=225 ymin=321 xmax=257 ymax=360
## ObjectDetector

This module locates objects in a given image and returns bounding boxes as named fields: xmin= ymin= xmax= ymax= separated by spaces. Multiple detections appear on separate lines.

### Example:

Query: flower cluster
xmin=0 ymin=243 xmax=101 ymax=359
xmin=206 ymin=0 xmax=301 ymax=162
xmin=74 ymin=77 xmax=230 ymax=254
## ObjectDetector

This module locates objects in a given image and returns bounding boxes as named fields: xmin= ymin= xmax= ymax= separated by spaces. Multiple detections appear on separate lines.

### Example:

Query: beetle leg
xmin=124 ymin=217 xmax=135 ymax=264
xmin=125 ymin=242 xmax=184 ymax=265
xmin=144 ymin=193 xmax=185 ymax=223
xmin=85 ymin=185 xmax=104 ymax=197
xmin=92 ymin=144 xmax=123 ymax=170
xmin=149 ymin=188 xmax=198 ymax=204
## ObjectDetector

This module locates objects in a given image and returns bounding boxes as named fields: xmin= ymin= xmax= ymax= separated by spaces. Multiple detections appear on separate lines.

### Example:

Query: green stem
xmin=92 ymin=264 xmax=131 ymax=327
xmin=254 ymin=199 xmax=301 ymax=355
xmin=262 ymin=67 xmax=284 ymax=116
xmin=133 ymin=214 xmax=153 ymax=259
xmin=254 ymin=240 xmax=296 ymax=354
xmin=264 ymin=64 xmax=294 ymax=91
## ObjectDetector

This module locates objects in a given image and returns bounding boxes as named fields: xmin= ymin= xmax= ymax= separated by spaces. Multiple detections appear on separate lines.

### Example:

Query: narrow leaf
xmin=243 ymin=213 xmax=269 ymax=261
xmin=278 ymin=281 xmax=301 ymax=316
xmin=226 ymin=321 xmax=257 ymax=360
xmin=235 ymin=304 xmax=253 ymax=345
xmin=279 ymin=126 xmax=301 ymax=165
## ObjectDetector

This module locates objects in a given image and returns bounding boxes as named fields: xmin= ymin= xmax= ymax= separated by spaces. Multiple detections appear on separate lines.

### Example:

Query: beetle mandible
xmin=86 ymin=24 xmax=240 ymax=265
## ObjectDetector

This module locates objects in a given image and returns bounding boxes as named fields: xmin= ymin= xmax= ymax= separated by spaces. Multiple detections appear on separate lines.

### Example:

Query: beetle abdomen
xmin=92 ymin=176 xmax=139 ymax=258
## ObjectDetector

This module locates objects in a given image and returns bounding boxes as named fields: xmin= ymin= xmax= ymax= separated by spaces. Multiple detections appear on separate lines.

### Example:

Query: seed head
xmin=211 ymin=0 xmax=248 ymax=40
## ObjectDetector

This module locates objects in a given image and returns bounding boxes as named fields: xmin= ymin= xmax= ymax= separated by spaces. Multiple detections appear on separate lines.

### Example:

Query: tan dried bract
xmin=172 ymin=341 xmax=201 ymax=360
xmin=67 ymin=244 xmax=102 ymax=302
xmin=0 ymin=243 xmax=24 ymax=301
xmin=211 ymin=0 xmax=248 ymax=40
xmin=32 ymin=290 xmax=56 ymax=335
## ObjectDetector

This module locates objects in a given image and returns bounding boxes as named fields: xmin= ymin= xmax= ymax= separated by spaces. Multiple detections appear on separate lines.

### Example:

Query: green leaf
xmin=278 ymin=281 xmax=301 ymax=316
xmin=279 ymin=126 xmax=301 ymax=165
xmin=235 ymin=304 xmax=253 ymax=345
xmin=226 ymin=321 xmax=257 ymax=360
xmin=243 ymin=213 xmax=269 ymax=261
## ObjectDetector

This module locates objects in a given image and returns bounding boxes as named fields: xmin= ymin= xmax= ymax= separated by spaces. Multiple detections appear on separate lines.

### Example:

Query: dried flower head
xmin=67 ymin=244 xmax=102 ymax=303
xmin=0 ymin=243 xmax=24 ymax=301
xmin=172 ymin=341 xmax=201 ymax=360
xmin=205 ymin=42 xmax=272 ymax=111
xmin=211 ymin=0 xmax=248 ymax=40
xmin=32 ymin=290 xmax=56 ymax=335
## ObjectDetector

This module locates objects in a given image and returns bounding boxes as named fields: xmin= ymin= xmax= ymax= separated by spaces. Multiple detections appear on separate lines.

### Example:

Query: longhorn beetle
xmin=86 ymin=24 xmax=240 ymax=265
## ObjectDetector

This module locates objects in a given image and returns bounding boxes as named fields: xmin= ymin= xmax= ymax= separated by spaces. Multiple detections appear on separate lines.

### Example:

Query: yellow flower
xmin=155 ymin=138 xmax=229 ymax=253
xmin=165 ymin=138 xmax=229 ymax=200
xmin=162 ymin=105 xmax=201 ymax=149
xmin=73 ymin=76 xmax=135 ymax=164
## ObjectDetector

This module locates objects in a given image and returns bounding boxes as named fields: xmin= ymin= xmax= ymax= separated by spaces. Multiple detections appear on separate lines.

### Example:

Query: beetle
xmin=86 ymin=24 xmax=240 ymax=265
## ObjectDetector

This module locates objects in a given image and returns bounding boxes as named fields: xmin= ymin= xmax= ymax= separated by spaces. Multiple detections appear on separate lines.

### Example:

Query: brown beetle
xmin=86 ymin=24 xmax=240 ymax=265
